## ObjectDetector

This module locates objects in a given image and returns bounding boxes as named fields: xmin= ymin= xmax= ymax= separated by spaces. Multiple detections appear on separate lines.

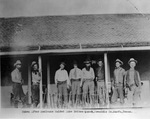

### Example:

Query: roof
xmin=1 ymin=14 xmax=150 ymax=52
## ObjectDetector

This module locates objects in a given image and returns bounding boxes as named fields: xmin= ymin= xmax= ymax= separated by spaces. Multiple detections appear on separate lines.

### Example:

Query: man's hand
xmin=67 ymin=84 xmax=71 ymax=89
xmin=39 ymin=69 xmax=42 ymax=73
xmin=126 ymin=84 xmax=131 ymax=91
xmin=112 ymin=85 xmax=114 ymax=90
xmin=95 ymin=77 xmax=97 ymax=82
xmin=128 ymin=86 xmax=131 ymax=91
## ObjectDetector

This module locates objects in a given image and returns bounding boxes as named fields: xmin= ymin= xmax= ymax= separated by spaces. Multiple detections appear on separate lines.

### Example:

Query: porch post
xmin=38 ymin=56 xmax=43 ymax=108
xmin=28 ymin=60 xmax=32 ymax=104
xmin=0 ymin=56 xmax=1 ymax=108
xmin=104 ymin=52 xmax=110 ymax=108
xmin=47 ymin=59 xmax=50 ymax=108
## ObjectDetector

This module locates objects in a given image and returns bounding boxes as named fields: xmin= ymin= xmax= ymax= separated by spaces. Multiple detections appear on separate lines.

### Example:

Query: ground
xmin=1 ymin=81 xmax=150 ymax=109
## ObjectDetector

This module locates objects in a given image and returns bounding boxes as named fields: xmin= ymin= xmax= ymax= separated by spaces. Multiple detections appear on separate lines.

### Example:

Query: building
xmin=1 ymin=14 xmax=150 ymax=108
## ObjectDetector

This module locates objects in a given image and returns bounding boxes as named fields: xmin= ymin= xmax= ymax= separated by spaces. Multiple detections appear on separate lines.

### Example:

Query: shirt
xmin=96 ymin=66 xmax=104 ymax=80
xmin=11 ymin=68 xmax=22 ymax=83
xmin=69 ymin=68 xmax=82 ymax=80
xmin=82 ymin=67 xmax=95 ymax=80
xmin=129 ymin=69 xmax=135 ymax=85
xmin=114 ymin=67 xmax=125 ymax=84
xmin=32 ymin=72 xmax=41 ymax=84
xmin=55 ymin=69 xmax=69 ymax=85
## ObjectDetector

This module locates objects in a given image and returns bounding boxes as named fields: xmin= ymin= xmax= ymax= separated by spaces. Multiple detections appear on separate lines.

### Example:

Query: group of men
xmin=11 ymin=57 xmax=141 ymax=108
xmin=55 ymin=59 xmax=96 ymax=107
xmin=111 ymin=58 xmax=141 ymax=106
xmin=55 ymin=58 xmax=141 ymax=107
xmin=11 ymin=60 xmax=41 ymax=108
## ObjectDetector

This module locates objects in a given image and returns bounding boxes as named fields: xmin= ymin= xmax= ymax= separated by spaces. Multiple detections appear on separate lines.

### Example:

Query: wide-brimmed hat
xmin=31 ymin=61 xmax=38 ymax=67
xmin=14 ymin=60 xmax=21 ymax=67
xmin=60 ymin=62 xmax=66 ymax=66
xmin=115 ymin=59 xmax=123 ymax=65
xmin=128 ymin=58 xmax=137 ymax=64
xmin=84 ymin=59 xmax=91 ymax=64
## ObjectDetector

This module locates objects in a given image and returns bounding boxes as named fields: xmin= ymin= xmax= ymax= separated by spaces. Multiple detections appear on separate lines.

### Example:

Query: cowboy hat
xmin=128 ymin=58 xmax=137 ymax=64
xmin=115 ymin=59 xmax=123 ymax=65
xmin=14 ymin=60 xmax=21 ymax=67
xmin=31 ymin=61 xmax=38 ymax=67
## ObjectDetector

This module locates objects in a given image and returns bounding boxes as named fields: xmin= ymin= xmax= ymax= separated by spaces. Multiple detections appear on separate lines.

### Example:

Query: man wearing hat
xmin=11 ymin=60 xmax=25 ymax=108
xmin=31 ymin=61 xmax=41 ymax=107
xmin=81 ymin=59 xmax=95 ymax=106
xmin=125 ymin=58 xmax=141 ymax=106
xmin=95 ymin=59 xmax=105 ymax=105
xmin=55 ymin=62 xmax=70 ymax=107
xmin=111 ymin=59 xmax=126 ymax=104
xmin=69 ymin=61 xmax=82 ymax=106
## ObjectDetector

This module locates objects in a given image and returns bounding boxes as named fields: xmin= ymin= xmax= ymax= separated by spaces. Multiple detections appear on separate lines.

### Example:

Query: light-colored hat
xmin=14 ymin=60 xmax=21 ymax=67
xmin=115 ymin=59 xmax=123 ymax=65
xmin=31 ymin=61 xmax=38 ymax=67
xmin=128 ymin=58 xmax=137 ymax=64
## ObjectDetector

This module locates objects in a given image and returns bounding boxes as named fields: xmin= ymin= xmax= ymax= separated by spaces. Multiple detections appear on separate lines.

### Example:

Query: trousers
xmin=32 ymin=84 xmax=40 ymax=107
xmin=83 ymin=80 xmax=94 ymax=103
xmin=57 ymin=81 xmax=68 ymax=105
xmin=71 ymin=80 xmax=81 ymax=103
xmin=111 ymin=83 xmax=124 ymax=103
xmin=97 ymin=81 xmax=106 ymax=104
xmin=127 ymin=84 xmax=141 ymax=105
xmin=12 ymin=82 xmax=25 ymax=107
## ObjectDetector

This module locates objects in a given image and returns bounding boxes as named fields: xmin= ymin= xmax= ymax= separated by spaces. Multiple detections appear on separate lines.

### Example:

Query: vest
xmin=114 ymin=67 xmax=125 ymax=84
xmin=126 ymin=70 xmax=139 ymax=87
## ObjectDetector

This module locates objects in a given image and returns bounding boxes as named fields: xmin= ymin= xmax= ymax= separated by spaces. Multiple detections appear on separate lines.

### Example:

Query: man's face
xmin=129 ymin=62 xmax=136 ymax=68
xmin=98 ymin=61 xmax=103 ymax=67
xmin=85 ymin=63 xmax=90 ymax=67
xmin=115 ymin=62 xmax=121 ymax=68
xmin=16 ymin=64 xmax=21 ymax=69
xmin=60 ymin=64 xmax=65 ymax=69
xmin=33 ymin=64 xmax=38 ymax=70
xmin=74 ymin=64 xmax=77 ymax=68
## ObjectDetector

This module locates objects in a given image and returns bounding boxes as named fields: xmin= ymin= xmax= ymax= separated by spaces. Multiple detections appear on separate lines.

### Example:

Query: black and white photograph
xmin=0 ymin=0 xmax=150 ymax=119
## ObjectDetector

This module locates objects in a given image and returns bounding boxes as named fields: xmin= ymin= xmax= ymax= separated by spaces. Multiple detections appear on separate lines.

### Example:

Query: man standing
xmin=55 ymin=62 xmax=70 ymax=107
xmin=111 ymin=59 xmax=126 ymax=104
xmin=69 ymin=61 xmax=82 ymax=106
xmin=125 ymin=58 xmax=141 ymax=106
xmin=81 ymin=59 xmax=95 ymax=106
xmin=95 ymin=59 xmax=105 ymax=105
xmin=31 ymin=61 xmax=41 ymax=108
xmin=11 ymin=60 xmax=25 ymax=108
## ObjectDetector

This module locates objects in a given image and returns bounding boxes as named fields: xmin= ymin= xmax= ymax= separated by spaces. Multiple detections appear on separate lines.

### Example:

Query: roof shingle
xmin=1 ymin=14 xmax=150 ymax=52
